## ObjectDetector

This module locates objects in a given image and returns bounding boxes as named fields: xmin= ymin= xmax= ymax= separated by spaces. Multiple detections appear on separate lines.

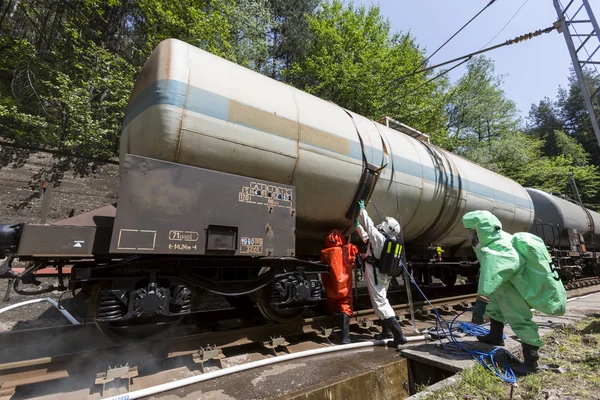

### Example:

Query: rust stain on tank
xmin=128 ymin=40 xmax=176 ymax=107
xmin=265 ymin=223 xmax=275 ymax=239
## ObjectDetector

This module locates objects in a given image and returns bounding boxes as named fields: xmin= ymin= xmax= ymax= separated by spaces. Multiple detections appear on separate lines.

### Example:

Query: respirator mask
xmin=468 ymin=229 xmax=480 ymax=249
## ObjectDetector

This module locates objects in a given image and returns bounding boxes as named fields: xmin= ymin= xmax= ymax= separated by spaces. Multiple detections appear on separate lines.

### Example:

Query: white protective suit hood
xmin=377 ymin=217 xmax=401 ymax=238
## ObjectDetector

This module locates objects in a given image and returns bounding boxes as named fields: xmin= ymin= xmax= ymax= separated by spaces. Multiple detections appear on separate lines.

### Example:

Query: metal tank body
xmin=527 ymin=188 xmax=599 ymax=251
xmin=120 ymin=39 xmax=534 ymax=254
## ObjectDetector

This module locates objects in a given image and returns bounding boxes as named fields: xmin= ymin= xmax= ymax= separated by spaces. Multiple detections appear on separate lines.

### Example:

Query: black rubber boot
xmin=477 ymin=318 xmax=505 ymax=346
xmin=513 ymin=343 xmax=540 ymax=376
xmin=386 ymin=316 xmax=407 ymax=347
xmin=374 ymin=319 xmax=393 ymax=340
xmin=340 ymin=313 xmax=351 ymax=344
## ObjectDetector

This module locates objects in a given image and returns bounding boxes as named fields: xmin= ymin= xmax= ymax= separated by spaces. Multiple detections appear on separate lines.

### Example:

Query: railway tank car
xmin=1 ymin=38 xmax=596 ymax=342
xmin=527 ymin=188 xmax=600 ymax=278
xmin=120 ymin=38 xmax=535 ymax=252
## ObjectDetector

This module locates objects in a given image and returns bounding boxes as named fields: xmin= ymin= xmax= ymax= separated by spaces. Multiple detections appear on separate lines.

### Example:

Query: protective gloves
xmin=471 ymin=299 xmax=487 ymax=325
xmin=353 ymin=219 xmax=360 ymax=227
xmin=358 ymin=199 xmax=365 ymax=210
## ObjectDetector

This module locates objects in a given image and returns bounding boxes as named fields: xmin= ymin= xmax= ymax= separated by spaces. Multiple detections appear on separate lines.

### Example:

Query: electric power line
xmin=395 ymin=25 xmax=557 ymax=86
xmin=479 ymin=0 xmax=531 ymax=50
xmin=380 ymin=24 xmax=558 ymax=110
xmin=378 ymin=57 xmax=471 ymax=112
xmin=419 ymin=0 xmax=497 ymax=70
xmin=386 ymin=0 xmax=498 ymax=92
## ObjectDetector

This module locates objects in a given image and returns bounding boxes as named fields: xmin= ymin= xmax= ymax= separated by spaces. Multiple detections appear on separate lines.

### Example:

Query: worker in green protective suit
xmin=463 ymin=210 xmax=567 ymax=376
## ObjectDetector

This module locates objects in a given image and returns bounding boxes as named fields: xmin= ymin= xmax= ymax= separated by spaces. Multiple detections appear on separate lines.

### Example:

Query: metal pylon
xmin=553 ymin=0 xmax=600 ymax=148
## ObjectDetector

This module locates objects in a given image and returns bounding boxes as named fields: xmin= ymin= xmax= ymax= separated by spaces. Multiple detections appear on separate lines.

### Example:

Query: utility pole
xmin=553 ymin=0 xmax=600 ymax=148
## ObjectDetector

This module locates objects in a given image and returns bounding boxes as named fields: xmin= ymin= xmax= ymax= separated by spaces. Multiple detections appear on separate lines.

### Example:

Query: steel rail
xmin=2 ymin=283 xmax=600 ymax=398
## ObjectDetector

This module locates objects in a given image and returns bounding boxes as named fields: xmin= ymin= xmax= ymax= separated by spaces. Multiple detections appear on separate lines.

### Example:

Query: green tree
xmin=556 ymin=68 xmax=600 ymax=168
xmin=526 ymin=97 xmax=563 ymax=137
xmin=230 ymin=0 xmax=274 ymax=73
xmin=267 ymin=0 xmax=319 ymax=79
xmin=286 ymin=0 xmax=448 ymax=144
xmin=0 ymin=0 xmax=237 ymax=158
xmin=445 ymin=56 xmax=520 ymax=145
xmin=459 ymin=131 xmax=600 ymax=207
xmin=133 ymin=0 xmax=235 ymax=58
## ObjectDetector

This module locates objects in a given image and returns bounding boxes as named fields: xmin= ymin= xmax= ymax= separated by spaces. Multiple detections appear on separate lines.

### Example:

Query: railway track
xmin=2 ymin=281 xmax=600 ymax=399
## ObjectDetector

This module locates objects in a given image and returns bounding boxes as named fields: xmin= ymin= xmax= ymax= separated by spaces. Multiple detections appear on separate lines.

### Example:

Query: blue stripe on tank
xmin=124 ymin=79 xmax=533 ymax=210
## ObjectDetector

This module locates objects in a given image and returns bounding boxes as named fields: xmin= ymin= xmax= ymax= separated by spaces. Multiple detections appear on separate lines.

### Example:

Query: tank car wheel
xmin=92 ymin=281 xmax=182 ymax=343
xmin=255 ymin=267 xmax=307 ymax=323
xmin=440 ymin=270 xmax=457 ymax=287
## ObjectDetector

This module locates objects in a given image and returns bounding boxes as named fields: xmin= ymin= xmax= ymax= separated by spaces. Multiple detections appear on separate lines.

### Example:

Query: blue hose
xmin=399 ymin=263 xmax=517 ymax=384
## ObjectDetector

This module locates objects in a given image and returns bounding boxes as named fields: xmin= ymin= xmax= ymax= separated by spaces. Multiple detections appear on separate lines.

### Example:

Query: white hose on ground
xmin=566 ymin=293 xmax=594 ymax=303
xmin=102 ymin=335 xmax=426 ymax=400
xmin=0 ymin=297 xmax=80 ymax=325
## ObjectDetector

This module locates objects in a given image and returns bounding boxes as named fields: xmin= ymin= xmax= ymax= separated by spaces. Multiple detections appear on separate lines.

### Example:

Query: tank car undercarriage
xmin=76 ymin=256 xmax=324 ymax=341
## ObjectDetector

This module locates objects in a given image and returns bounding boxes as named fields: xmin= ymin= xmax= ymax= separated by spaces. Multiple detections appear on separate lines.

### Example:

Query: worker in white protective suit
xmin=354 ymin=199 xmax=407 ymax=348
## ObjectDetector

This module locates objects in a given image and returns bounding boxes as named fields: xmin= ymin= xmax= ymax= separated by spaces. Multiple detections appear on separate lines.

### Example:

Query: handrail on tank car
xmin=532 ymin=219 xmax=546 ymax=244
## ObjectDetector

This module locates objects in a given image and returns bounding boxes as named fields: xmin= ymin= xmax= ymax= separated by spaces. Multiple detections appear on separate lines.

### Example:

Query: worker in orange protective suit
xmin=320 ymin=229 xmax=359 ymax=344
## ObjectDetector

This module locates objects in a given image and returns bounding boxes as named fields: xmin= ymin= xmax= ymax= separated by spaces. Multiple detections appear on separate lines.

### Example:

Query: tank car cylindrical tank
xmin=527 ymin=188 xmax=600 ymax=251
xmin=120 ymin=39 xmax=535 ymax=253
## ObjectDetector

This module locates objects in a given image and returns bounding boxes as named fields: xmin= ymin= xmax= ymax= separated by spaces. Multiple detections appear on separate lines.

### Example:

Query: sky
xmin=356 ymin=0 xmax=600 ymax=120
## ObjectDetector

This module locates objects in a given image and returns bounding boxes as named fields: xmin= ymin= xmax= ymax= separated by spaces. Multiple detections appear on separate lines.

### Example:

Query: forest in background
xmin=0 ymin=0 xmax=599 ymax=209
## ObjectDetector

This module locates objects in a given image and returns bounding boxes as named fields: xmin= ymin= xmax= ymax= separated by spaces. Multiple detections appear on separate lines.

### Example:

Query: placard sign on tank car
xmin=109 ymin=154 xmax=296 ymax=257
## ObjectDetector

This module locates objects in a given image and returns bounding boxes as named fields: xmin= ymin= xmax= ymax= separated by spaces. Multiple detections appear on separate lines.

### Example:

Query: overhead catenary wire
xmin=479 ymin=0 xmax=531 ymax=50
xmin=389 ymin=0 xmax=499 ymax=92
xmin=377 ymin=57 xmax=471 ymax=112
xmin=380 ymin=24 xmax=558 ymax=110
xmin=400 ymin=24 xmax=558 ymax=83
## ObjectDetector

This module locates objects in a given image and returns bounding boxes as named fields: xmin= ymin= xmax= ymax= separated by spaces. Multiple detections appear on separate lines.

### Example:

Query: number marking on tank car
xmin=239 ymin=182 xmax=293 ymax=209
xmin=168 ymin=243 xmax=198 ymax=251
xmin=240 ymin=237 xmax=264 ymax=254
xmin=168 ymin=230 xmax=199 ymax=242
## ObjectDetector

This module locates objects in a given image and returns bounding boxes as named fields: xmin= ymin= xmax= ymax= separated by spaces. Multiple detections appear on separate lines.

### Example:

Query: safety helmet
xmin=378 ymin=217 xmax=401 ymax=237
xmin=324 ymin=229 xmax=346 ymax=248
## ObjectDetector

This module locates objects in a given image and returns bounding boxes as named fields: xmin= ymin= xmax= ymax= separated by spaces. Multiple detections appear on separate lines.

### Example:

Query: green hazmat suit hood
xmin=462 ymin=210 xmax=503 ymax=248
xmin=462 ymin=210 xmax=521 ymax=298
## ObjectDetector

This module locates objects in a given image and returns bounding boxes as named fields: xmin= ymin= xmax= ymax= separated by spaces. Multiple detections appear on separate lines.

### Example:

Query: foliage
xmin=230 ymin=0 xmax=274 ymax=72
xmin=526 ymin=68 xmax=600 ymax=207
xmin=556 ymin=69 xmax=600 ymax=168
xmin=446 ymin=56 xmax=520 ymax=147
xmin=267 ymin=0 xmax=319 ymax=79
xmin=0 ymin=0 xmax=237 ymax=158
xmin=459 ymin=131 xmax=600 ymax=202
xmin=286 ymin=0 xmax=449 ymax=145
